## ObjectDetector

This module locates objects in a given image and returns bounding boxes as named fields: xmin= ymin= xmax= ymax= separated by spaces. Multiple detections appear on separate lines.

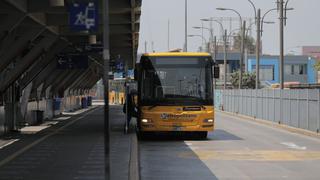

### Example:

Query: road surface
xmin=139 ymin=112 xmax=320 ymax=180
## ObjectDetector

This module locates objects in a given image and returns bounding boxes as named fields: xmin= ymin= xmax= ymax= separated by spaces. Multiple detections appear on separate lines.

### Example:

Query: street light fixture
xmin=216 ymin=8 xmax=244 ymax=89
xmin=201 ymin=18 xmax=224 ymax=40
xmin=188 ymin=35 xmax=208 ymax=51
xmin=247 ymin=0 xmax=257 ymax=23
xmin=216 ymin=8 xmax=242 ymax=28
xmin=201 ymin=18 xmax=228 ymax=89
xmin=188 ymin=35 xmax=207 ymax=43
xmin=260 ymin=8 xmax=278 ymax=37
xmin=192 ymin=26 xmax=213 ymax=43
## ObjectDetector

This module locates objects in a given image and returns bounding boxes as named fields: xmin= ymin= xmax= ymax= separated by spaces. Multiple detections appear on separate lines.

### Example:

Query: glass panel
xmin=285 ymin=65 xmax=292 ymax=75
xmin=140 ymin=56 xmax=213 ymax=105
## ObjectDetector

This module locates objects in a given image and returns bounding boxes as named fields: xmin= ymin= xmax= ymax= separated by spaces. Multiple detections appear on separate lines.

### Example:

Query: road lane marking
xmin=179 ymin=150 xmax=320 ymax=161
xmin=0 ymin=106 xmax=100 ymax=168
xmin=0 ymin=139 xmax=19 ymax=149
xmin=281 ymin=142 xmax=307 ymax=150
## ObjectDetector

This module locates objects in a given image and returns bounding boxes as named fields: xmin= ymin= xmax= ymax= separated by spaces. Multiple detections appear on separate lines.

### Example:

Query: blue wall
xmin=248 ymin=57 xmax=317 ymax=84
xmin=307 ymin=58 xmax=317 ymax=83
xmin=247 ymin=58 xmax=279 ymax=84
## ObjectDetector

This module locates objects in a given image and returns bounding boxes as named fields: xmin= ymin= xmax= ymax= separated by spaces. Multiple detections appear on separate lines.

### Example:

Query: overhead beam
xmin=19 ymin=39 xmax=69 ymax=89
xmin=0 ymin=34 xmax=58 ymax=92
xmin=0 ymin=27 xmax=43 ymax=72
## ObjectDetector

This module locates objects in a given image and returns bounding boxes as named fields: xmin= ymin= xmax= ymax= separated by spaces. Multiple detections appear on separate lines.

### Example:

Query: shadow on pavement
xmin=209 ymin=129 xmax=243 ymax=141
xmin=139 ymin=138 xmax=218 ymax=180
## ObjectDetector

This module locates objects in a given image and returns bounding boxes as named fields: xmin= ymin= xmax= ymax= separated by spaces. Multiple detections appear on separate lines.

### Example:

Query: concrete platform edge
xmin=129 ymin=132 xmax=140 ymax=180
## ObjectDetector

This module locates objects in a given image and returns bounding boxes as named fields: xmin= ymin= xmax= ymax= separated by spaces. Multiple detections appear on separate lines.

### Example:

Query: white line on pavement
xmin=281 ymin=142 xmax=307 ymax=150
xmin=0 ymin=106 xmax=101 ymax=168
xmin=0 ymin=139 xmax=19 ymax=150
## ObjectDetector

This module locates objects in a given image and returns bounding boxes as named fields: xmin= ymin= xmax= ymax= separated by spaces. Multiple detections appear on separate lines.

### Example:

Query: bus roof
xmin=142 ymin=52 xmax=211 ymax=57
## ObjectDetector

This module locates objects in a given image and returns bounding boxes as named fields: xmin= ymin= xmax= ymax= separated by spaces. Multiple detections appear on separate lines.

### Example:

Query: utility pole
xmin=103 ymin=0 xmax=110 ymax=178
xmin=224 ymin=29 xmax=228 ymax=90
xmin=239 ymin=20 xmax=246 ymax=89
xmin=168 ymin=19 xmax=170 ymax=51
xmin=151 ymin=41 xmax=154 ymax=52
xmin=279 ymin=0 xmax=285 ymax=89
xmin=184 ymin=0 xmax=188 ymax=52
xmin=209 ymin=17 xmax=214 ymax=54
xmin=144 ymin=41 xmax=147 ymax=53
xmin=255 ymin=9 xmax=261 ymax=89
xmin=201 ymin=21 xmax=204 ymax=50
xmin=214 ymin=36 xmax=217 ymax=90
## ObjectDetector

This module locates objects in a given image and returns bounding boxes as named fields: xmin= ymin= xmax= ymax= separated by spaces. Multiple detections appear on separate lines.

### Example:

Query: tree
xmin=314 ymin=61 xmax=320 ymax=71
xmin=233 ymin=33 xmax=256 ymax=54
xmin=230 ymin=71 xmax=256 ymax=89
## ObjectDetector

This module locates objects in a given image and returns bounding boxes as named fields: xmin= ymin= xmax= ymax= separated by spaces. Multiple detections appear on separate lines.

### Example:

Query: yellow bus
xmin=134 ymin=52 xmax=217 ymax=139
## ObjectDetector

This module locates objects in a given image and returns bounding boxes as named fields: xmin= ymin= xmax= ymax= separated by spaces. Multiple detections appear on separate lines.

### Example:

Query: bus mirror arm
xmin=213 ymin=64 xmax=220 ymax=79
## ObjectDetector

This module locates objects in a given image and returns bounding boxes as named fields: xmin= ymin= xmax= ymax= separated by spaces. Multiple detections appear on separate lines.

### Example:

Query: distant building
xmin=302 ymin=46 xmax=320 ymax=59
xmin=247 ymin=55 xmax=317 ymax=84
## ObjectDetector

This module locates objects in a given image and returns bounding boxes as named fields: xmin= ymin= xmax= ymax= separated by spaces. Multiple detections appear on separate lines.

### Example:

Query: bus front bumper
xmin=140 ymin=124 xmax=214 ymax=132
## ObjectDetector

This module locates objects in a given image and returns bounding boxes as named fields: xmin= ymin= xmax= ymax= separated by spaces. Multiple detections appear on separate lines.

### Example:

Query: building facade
xmin=247 ymin=55 xmax=317 ymax=84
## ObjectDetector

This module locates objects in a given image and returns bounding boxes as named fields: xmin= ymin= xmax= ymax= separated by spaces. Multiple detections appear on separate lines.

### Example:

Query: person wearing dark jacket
xmin=123 ymin=90 xmax=137 ymax=132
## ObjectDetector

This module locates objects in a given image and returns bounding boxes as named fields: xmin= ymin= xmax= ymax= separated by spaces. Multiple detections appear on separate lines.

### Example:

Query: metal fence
xmin=215 ymin=89 xmax=320 ymax=133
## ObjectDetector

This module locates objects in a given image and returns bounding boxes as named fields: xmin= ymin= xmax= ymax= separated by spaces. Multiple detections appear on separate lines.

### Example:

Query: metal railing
xmin=215 ymin=89 xmax=320 ymax=133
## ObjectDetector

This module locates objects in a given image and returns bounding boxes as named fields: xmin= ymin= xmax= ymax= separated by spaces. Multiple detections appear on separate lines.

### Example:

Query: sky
xmin=138 ymin=0 xmax=320 ymax=55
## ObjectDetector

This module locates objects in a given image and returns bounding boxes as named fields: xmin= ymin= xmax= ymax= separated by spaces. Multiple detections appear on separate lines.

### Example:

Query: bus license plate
xmin=174 ymin=126 xmax=182 ymax=131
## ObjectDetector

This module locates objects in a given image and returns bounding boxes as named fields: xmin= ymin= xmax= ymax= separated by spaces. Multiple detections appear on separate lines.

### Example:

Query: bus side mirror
xmin=213 ymin=65 xmax=220 ymax=79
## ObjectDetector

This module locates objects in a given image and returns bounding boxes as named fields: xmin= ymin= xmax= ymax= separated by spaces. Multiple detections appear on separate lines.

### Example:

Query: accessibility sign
xmin=69 ymin=1 xmax=98 ymax=31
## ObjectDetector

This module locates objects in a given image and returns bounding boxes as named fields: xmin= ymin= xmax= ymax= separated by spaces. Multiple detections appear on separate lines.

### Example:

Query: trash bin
xmin=81 ymin=97 xmax=88 ymax=109
xmin=53 ymin=98 xmax=61 ymax=111
xmin=32 ymin=110 xmax=44 ymax=125
xmin=87 ymin=96 xmax=92 ymax=106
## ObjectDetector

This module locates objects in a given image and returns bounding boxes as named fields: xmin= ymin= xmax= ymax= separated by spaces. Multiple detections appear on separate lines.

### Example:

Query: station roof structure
xmin=0 ymin=0 xmax=141 ymax=97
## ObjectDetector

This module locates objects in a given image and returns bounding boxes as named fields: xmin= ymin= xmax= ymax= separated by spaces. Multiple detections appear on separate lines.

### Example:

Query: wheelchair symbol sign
xmin=69 ymin=1 xmax=98 ymax=31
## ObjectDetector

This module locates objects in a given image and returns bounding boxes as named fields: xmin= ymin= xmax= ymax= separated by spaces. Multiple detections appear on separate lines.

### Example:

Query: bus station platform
xmin=0 ymin=104 xmax=136 ymax=180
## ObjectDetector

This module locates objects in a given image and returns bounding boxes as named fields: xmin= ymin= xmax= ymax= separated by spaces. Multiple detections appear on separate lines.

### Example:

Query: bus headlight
xmin=142 ymin=119 xmax=151 ymax=123
xmin=204 ymin=119 xmax=214 ymax=123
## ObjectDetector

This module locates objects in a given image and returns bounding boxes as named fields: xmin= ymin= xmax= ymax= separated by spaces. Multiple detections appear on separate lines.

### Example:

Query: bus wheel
xmin=197 ymin=132 xmax=208 ymax=140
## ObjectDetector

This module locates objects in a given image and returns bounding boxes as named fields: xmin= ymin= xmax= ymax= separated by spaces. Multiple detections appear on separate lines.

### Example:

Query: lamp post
xmin=216 ymin=8 xmax=242 ymax=28
xmin=239 ymin=21 xmax=246 ymax=89
xmin=188 ymin=35 xmax=208 ymax=52
xmin=277 ymin=0 xmax=292 ymax=89
xmin=193 ymin=26 xmax=213 ymax=52
xmin=216 ymin=8 xmax=245 ymax=89
xmin=256 ymin=9 xmax=261 ymax=89
xmin=201 ymin=18 xmax=227 ymax=88
xmin=223 ymin=30 xmax=228 ymax=90
xmin=247 ymin=0 xmax=257 ymax=23
xmin=201 ymin=18 xmax=224 ymax=40
xmin=185 ymin=0 xmax=188 ymax=52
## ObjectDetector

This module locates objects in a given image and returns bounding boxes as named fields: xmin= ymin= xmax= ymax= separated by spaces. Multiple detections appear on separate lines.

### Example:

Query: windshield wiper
xmin=189 ymin=100 xmax=207 ymax=110
xmin=148 ymin=103 xmax=160 ymax=110
xmin=148 ymin=101 xmax=166 ymax=110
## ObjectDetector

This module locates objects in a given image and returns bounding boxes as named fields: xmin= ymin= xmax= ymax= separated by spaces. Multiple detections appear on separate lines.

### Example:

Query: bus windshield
xmin=140 ymin=56 xmax=213 ymax=106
